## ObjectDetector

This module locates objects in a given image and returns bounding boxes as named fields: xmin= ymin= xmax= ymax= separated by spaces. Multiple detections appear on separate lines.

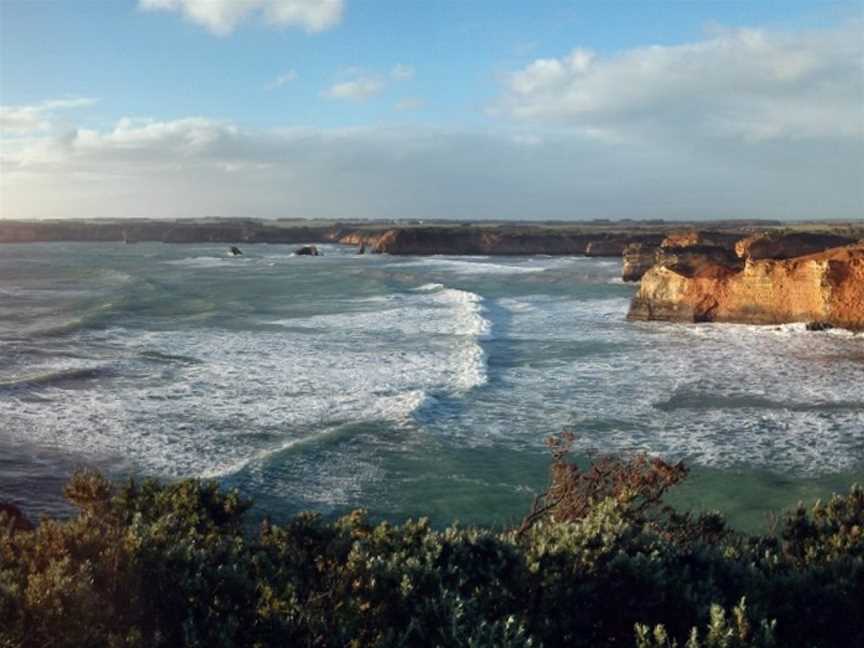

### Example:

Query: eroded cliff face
xmin=622 ymin=243 xmax=657 ymax=282
xmin=585 ymin=238 xmax=662 ymax=257
xmin=622 ymin=230 xmax=743 ymax=282
xmin=343 ymin=227 xmax=666 ymax=256
xmin=735 ymin=232 xmax=857 ymax=261
xmin=362 ymin=228 xmax=597 ymax=255
xmin=628 ymin=243 xmax=864 ymax=330
xmin=660 ymin=230 xmax=741 ymax=250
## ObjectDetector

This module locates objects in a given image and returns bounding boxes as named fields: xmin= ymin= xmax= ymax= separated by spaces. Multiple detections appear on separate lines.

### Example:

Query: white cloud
xmin=499 ymin=23 xmax=864 ymax=141
xmin=395 ymin=97 xmax=424 ymax=111
xmin=267 ymin=70 xmax=299 ymax=89
xmin=2 ymin=114 xmax=861 ymax=221
xmin=322 ymin=64 xmax=416 ymax=101
xmin=138 ymin=0 xmax=343 ymax=36
xmin=390 ymin=64 xmax=415 ymax=81
xmin=323 ymin=77 xmax=384 ymax=101
xmin=0 ymin=98 xmax=98 ymax=136
xmin=3 ymin=23 xmax=861 ymax=221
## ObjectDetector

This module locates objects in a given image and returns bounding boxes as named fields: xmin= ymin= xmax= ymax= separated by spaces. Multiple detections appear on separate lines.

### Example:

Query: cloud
xmin=498 ymin=22 xmax=864 ymax=142
xmin=138 ymin=0 xmax=343 ymax=36
xmin=395 ymin=98 xmax=424 ymax=111
xmin=2 ymin=114 xmax=861 ymax=221
xmin=267 ymin=70 xmax=299 ymax=89
xmin=323 ymin=77 xmax=384 ymax=101
xmin=3 ymin=21 xmax=861 ymax=221
xmin=0 ymin=98 xmax=98 ymax=136
xmin=390 ymin=64 xmax=415 ymax=81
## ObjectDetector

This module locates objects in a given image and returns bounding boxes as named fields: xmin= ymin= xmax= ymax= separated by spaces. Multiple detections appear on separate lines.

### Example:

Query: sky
xmin=0 ymin=0 xmax=862 ymax=221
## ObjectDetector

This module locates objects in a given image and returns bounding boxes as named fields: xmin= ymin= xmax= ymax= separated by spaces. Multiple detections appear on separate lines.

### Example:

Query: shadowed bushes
xmin=1 ymin=438 xmax=862 ymax=647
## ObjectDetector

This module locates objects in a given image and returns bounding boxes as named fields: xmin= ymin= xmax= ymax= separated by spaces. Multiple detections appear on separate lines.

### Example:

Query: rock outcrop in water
xmin=294 ymin=245 xmax=321 ymax=256
xmin=628 ymin=243 xmax=864 ymax=330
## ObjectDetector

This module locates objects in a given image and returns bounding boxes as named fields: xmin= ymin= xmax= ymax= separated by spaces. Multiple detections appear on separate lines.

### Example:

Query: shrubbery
xmin=1 ymin=436 xmax=862 ymax=647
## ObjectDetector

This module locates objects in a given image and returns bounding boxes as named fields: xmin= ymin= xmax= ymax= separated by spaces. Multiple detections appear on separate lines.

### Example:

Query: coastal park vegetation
xmin=1 ymin=433 xmax=861 ymax=647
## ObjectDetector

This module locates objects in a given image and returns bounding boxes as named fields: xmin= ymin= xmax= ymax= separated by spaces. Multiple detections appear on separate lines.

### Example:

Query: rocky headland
xmin=4 ymin=218 xmax=862 ymax=329
xmin=333 ymin=226 xmax=666 ymax=256
xmin=622 ymin=230 xmax=745 ymax=282
xmin=628 ymin=232 xmax=864 ymax=331
xmin=0 ymin=218 xmax=780 ymax=258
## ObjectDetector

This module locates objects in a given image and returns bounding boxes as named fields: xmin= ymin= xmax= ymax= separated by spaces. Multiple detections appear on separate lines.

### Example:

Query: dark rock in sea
xmin=806 ymin=321 xmax=834 ymax=332
xmin=229 ymin=246 xmax=243 ymax=256
xmin=0 ymin=502 xmax=34 ymax=532
xmin=295 ymin=245 xmax=321 ymax=256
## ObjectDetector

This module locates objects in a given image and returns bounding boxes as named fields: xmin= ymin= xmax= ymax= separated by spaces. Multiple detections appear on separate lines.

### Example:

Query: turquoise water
xmin=1 ymin=242 xmax=862 ymax=532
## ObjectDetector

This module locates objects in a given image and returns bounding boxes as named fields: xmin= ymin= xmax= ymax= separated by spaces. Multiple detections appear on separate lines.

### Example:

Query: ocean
xmin=1 ymin=241 xmax=862 ymax=531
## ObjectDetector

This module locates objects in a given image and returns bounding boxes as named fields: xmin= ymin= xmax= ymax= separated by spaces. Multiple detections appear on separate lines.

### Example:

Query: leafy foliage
xmin=635 ymin=598 xmax=777 ymax=648
xmin=1 ymin=440 xmax=862 ymax=647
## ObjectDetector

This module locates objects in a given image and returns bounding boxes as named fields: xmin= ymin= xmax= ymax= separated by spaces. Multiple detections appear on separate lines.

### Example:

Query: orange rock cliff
xmin=628 ymin=242 xmax=864 ymax=331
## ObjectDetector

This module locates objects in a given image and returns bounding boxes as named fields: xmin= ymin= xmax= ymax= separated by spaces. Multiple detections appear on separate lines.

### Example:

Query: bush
xmin=1 ymin=441 xmax=861 ymax=647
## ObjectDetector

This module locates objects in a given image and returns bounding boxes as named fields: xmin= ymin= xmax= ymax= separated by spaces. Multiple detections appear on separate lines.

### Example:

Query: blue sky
xmin=1 ymin=1 xmax=862 ymax=221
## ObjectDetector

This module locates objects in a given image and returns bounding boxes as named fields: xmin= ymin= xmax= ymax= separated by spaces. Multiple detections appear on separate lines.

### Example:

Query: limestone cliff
xmin=345 ymin=227 xmax=664 ymax=256
xmin=622 ymin=230 xmax=742 ymax=282
xmin=0 ymin=219 xmax=333 ymax=244
xmin=622 ymin=243 xmax=658 ymax=282
xmin=735 ymin=231 xmax=857 ymax=260
xmin=361 ymin=227 xmax=598 ymax=255
xmin=628 ymin=243 xmax=864 ymax=331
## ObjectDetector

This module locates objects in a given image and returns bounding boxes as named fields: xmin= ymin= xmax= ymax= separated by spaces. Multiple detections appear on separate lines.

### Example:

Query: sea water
xmin=1 ymin=242 xmax=862 ymax=531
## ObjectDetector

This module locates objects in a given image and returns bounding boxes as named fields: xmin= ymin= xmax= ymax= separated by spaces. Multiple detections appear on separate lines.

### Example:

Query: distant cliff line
xmin=3 ymin=218 xmax=852 ymax=257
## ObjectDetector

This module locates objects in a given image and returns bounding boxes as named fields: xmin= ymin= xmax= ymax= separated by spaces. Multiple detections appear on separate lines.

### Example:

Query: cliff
xmin=0 ymin=219 xmax=334 ymax=244
xmin=4 ymin=219 xmax=861 ymax=263
xmin=628 ymin=243 xmax=864 ymax=330
xmin=622 ymin=230 xmax=743 ymax=282
xmin=337 ymin=226 xmax=665 ymax=256
xmin=735 ymin=231 xmax=857 ymax=260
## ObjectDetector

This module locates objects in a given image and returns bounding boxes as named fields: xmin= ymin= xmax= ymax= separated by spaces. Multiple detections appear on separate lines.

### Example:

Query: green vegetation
xmin=1 ymin=435 xmax=861 ymax=647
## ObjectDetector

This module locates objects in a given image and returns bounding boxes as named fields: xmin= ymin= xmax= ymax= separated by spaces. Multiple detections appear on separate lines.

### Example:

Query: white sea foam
xmin=458 ymin=295 xmax=864 ymax=474
xmin=3 ymin=247 xmax=862 ymax=512
xmin=389 ymin=257 xmax=547 ymax=275
xmin=0 ymin=284 xmax=491 ymax=479
xmin=275 ymin=286 xmax=492 ymax=339
xmin=165 ymin=256 xmax=230 ymax=269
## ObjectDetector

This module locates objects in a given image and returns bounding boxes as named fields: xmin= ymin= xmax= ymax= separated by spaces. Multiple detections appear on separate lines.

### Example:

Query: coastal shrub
xmin=1 ymin=450 xmax=862 ymax=647
xmin=635 ymin=598 xmax=777 ymax=647
xmin=519 ymin=433 xmax=688 ymax=529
